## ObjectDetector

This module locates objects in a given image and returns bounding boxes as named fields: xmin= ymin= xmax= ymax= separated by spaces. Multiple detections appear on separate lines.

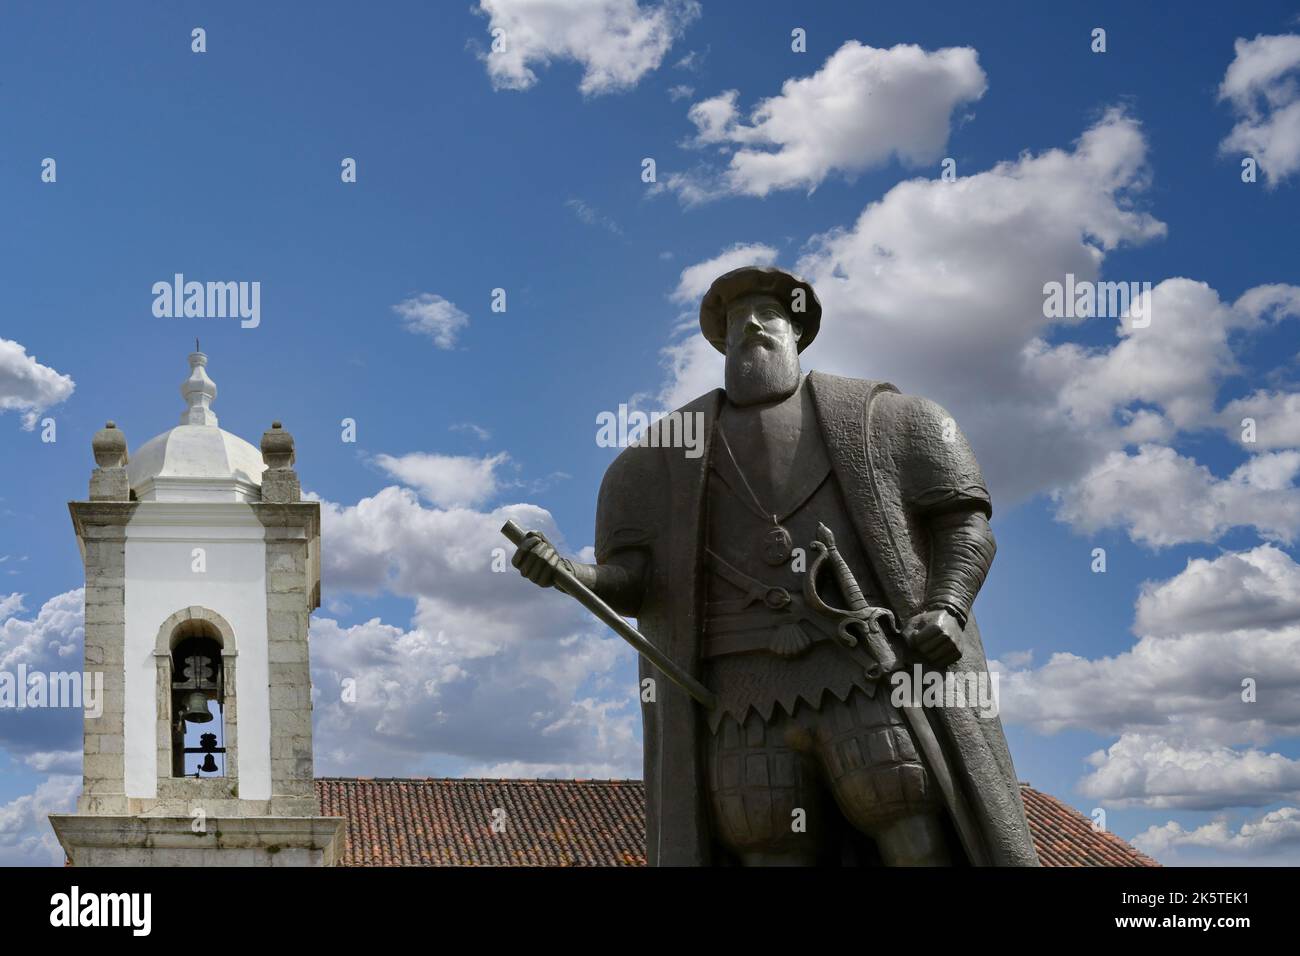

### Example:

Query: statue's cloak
xmin=595 ymin=371 xmax=1039 ymax=866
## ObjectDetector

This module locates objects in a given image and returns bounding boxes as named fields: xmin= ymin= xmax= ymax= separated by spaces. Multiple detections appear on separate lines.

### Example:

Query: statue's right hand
xmin=511 ymin=531 xmax=572 ymax=590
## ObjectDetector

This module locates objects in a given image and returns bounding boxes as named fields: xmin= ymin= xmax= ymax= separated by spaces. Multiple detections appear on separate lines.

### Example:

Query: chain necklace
xmin=715 ymin=423 xmax=808 ymax=566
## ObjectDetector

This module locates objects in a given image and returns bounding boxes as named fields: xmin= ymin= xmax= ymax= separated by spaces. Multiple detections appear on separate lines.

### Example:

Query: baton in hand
xmin=501 ymin=520 xmax=717 ymax=711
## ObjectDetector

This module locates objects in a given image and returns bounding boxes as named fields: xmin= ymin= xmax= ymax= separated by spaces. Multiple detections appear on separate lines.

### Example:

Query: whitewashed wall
xmin=122 ymin=503 xmax=270 ymax=800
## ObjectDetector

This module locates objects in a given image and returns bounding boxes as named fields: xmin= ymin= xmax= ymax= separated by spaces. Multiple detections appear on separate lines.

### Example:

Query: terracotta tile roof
xmin=1019 ymin=784 xmax=1160 ymax=867
xmin=316 ymin=777 xmax=647 ymax=866
xmin=316 ymin=777 xmax=1158 ymax=867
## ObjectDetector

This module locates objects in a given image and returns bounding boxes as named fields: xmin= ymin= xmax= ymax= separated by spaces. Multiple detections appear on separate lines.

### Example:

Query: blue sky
xmin=2 ymin=0 xmax=1299 ymax=865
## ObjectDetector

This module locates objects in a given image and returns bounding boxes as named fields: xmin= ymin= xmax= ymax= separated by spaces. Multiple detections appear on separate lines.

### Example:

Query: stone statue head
xmin=699 ymin=267 xmax=822 ymax=406
xmin=722 ymin=293 xmax=804 ymax=405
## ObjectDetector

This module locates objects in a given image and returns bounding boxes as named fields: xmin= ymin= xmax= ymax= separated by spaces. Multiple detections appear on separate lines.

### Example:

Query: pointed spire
xmin=180 ymin=349 xmax=219 ymax=426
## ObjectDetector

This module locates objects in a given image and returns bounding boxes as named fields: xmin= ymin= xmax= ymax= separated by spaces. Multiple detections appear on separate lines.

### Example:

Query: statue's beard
xmin=725 ymin=338 xmax=802 ymax=406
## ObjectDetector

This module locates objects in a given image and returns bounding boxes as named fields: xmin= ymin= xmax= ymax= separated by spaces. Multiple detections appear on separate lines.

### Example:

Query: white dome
xmin=129 ymin=425 xmax=265 ymax=502
xmin=127 ymin=351 xmax=266 ymax=503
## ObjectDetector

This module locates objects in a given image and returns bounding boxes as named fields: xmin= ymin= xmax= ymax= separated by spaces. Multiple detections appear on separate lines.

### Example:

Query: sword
xmin=501 ymin=520 xmax=718 ymax=711
xmin=804 ymin=522 xmax=988 ymax=865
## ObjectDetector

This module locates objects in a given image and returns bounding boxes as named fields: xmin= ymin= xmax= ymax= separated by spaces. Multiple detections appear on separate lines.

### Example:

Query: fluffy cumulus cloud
xmin=994 ymin=544 xmax=1300 ymax=863
xmin=1079 ymin=734 xmax=1300 ymax=810
xmin=372 ymin=451 xmax=511 ymax=509
xmin=665 ymin=41 xmax=986 ymax=201
xmin=0 ymin=588 xmax=86 ymax=759
xmin=1217 ymin=390 xmax=1300 ymax=450
xmin=0 ymin=774 xmax=79 ymax=866
xmin=995 ymin=547 xmax=1300 ymax=814
xmin=393 ymin=293 xmax=469 ymax=349
xmin=0 ymin=338 xmax=75 ymax=430
xmin=310 ymin=486 xmax=641 ymax=777
xmin=1133 ymin=807 xmax=1300 ymax=864
xmin=1218 ymin=33 xmax=1300 ymax=184
xmin=1055 ymin=446 xmax=1300 ymax=547
xmin=474 ymin=0 xmax=699 ymax=96
xmin=1135 ymin=545 xmax=1300 ymax=637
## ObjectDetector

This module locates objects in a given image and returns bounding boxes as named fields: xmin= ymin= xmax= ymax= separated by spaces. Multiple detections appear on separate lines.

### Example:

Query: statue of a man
xmin=512 ymin=267 xmax=1039 ymax=866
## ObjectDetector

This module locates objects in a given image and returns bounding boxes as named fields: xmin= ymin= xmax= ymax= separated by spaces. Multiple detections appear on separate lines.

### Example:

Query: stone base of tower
xmin=49 ymin=814 xmax=346 ymax=867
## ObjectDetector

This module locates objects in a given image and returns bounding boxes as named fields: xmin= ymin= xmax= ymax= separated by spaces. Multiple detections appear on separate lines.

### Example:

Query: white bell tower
xmin=50 ymin=350 xmax=344 ymax=866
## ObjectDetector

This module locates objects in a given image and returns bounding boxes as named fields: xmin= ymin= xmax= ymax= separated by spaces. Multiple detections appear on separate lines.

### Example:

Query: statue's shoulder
xmin=600 ymin=389 xmax=720 ymax=489
xmin=807 ymin=371 xmax=952 ymax=435
xmin=595 ymin=389 xmax=720 ymax=557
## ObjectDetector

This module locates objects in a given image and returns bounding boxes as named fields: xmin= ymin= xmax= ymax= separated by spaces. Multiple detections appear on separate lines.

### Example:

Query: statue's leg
xmin=811 ymin=688 xmax=956 ymax=864
xmin=872 ymin=812 xmax=953 ymax=866
xmin=705 ymin=708 xmax=832 ymax=866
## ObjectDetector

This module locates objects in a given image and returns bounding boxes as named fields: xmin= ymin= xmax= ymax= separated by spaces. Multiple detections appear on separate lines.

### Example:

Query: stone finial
xmin=260 ymin=421 xmax=300 ymax=503
xmin=92 ymin=421 xmax=128 ymax=468
xmin=261 ymin=421 xmax=296 ymax=469
xmin=180 ymin=351 xmax=218 ymax=427
xmin=89 ymin=421 xmax=130 ymax=501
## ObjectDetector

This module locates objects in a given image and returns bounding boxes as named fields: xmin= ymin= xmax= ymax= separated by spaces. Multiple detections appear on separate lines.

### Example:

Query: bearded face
xmin=723 ymin=293 xmax=804 ymax=406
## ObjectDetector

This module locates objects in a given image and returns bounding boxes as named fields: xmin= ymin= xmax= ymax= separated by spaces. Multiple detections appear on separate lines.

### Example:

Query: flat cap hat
xmin=699 ymin=266 xmax=821 ymax=354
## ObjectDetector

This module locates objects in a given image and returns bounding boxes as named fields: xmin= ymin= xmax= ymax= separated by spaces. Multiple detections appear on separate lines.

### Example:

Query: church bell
xmin=180 ymin=690 xmax=213 ymax=724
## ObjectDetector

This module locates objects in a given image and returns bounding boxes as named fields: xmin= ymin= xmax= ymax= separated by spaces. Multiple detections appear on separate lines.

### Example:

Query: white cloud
xmin=450 ymin=422 xmax=492 ymax=441
xmin=667 ymin=83 xmax=693 ymax=101
xmin=0 ymin=587 xmax=82 ymax=674
xmin=0 ymin=774 xmax=78 ymax=866
xmin=0 ymin=338 xmax=75 ymax=430
xmin=1031 ymin=280 xmax=1253 ymax=442
xmin=565 ymin=198 xmax=622 ymax=234
xmin=1135 ymin=544 xmax=1300 ymax=636
xmin=0 ymin=588 xmax=86 ymax=759
xmin=1133 ymin=807 xmax=1300 ymax=864
xmin=1055 ymin=446 xmax=1300 ymax=548
xmin=373 ymin=451 xmax=510 ymax=509
xmin=21 ymin=750 xmax=80 ymax=773
xmin=995 ymin=546 xmax=1300 ymax=811
xmin=310 ymin=486 xmax=641 ymax=777
xmin=1218 ymin=33 xmax=1300 ymax=184
xmin=0 ymin=592 xmax=24 ymax=620
xmin=673 ymin=48 xmax=705 ymax=72
xmin=393 ymin=293 xmax=469 ymax=349
xmin=1217 ymin=390 xmax=1300 ymax=449
xmin=1080 ymin=734 xmax=1300 ymax=810
xmin=665 ymin=41 xmax=986 ymax=201
xmin=474 ymin=0 xmax=699 ymax=96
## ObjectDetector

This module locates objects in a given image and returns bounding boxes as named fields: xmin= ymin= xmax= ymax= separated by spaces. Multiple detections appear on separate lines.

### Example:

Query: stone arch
xmin=153 ymin=606 xmax=238 ymax=788
xmin=154 ymin=605 xmax=237 ymax=658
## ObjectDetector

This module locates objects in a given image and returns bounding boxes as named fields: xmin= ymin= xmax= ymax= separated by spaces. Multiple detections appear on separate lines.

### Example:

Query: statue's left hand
xmin=902 ymin=609 xmax=963 ymax=668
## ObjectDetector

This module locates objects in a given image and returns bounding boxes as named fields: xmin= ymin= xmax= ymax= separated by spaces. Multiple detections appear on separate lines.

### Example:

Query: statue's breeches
xmin=705 ymin=687 xmax=937 ymax=862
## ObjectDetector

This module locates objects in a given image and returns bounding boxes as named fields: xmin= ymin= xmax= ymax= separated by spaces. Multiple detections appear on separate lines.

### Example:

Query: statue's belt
xmin=704 ymin=550 xmax=849 ymax=661
xmin=704 ymin=541 xmax=902 ymax=686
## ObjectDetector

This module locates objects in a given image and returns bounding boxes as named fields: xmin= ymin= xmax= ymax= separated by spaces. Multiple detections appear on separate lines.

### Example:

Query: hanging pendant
xmin=759 ymin=523 xmax=794 ymax=566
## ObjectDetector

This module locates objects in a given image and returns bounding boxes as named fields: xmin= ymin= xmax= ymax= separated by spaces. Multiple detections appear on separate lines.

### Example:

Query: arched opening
xmin=154 ymin=607 xmax=238 ymax=787
xmin=169 ymin=619 xmax=228 ymax=777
